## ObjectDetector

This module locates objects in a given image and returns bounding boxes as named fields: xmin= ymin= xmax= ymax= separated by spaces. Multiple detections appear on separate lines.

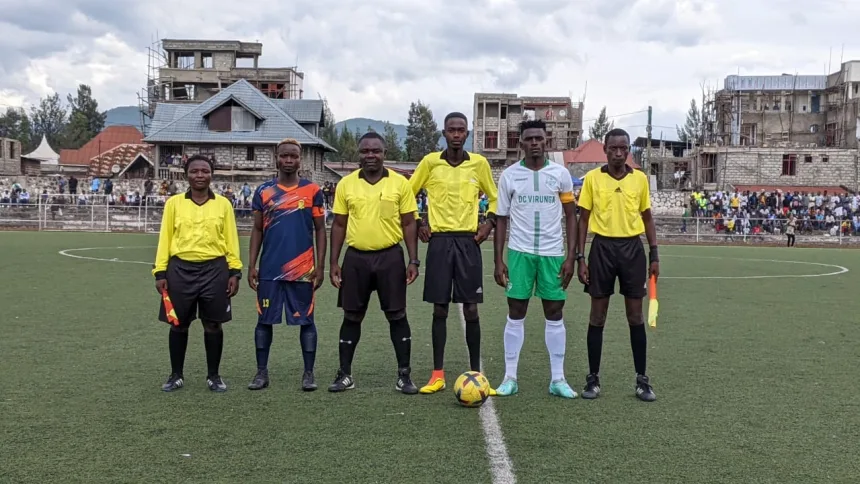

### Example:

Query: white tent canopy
xmin=22 ymin=135 xmax=59 ymax=165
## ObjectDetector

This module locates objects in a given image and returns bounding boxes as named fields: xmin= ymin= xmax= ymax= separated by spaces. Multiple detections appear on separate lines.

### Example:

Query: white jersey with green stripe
xmin=496 ymin=160 xmax=575 ymax=257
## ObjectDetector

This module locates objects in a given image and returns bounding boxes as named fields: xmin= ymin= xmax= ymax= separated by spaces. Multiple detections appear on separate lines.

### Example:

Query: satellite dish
xmin=559 ymin=109 xmax=567 ymax=118
xmin=809 ymin=124 xmax=819 ymax=133
xmin=111 ymin=164 xmax=121 ymax=174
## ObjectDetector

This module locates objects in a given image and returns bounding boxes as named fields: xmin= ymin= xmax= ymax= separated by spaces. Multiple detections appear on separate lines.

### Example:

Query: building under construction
xmin=139 ymin=39 xmax=304 ymax=128
xmin=472 ymin=93 xmax=583 ymax=165
xmin=693 ymin=61 xmax=860 ymax=191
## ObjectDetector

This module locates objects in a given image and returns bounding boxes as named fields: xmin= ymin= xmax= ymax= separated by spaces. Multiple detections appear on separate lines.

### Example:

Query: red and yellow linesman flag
xmin=161 ymin=290 xmax=180 ymax=326
xmin=647 ymin=275 xmax=659 ymax=329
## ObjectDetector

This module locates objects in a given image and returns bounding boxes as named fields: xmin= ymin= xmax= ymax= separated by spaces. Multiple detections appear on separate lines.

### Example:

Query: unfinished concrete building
xmin=693 ymin=62 xmax=860 ymax=191
xmin=472 ymin=93 xmax=583 ymax=165
xmin=141 ymin=39 xmax=304 ymax=119
xmin=0 ymin=138 xmax=22 ymax=175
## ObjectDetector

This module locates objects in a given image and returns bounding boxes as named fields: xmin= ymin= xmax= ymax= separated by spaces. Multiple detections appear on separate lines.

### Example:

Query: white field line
xmin=59 ymin=247 xmax=850 ymax=280
xmin=457 ymin=303 xmax=516 ymax=484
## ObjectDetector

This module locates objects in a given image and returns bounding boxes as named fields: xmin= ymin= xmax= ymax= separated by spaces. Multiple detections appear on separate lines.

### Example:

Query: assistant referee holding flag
xmin=328 ymin=132 xmax=421 ymax=394
xmin=576 ymin=128 xmax=659 ymax=402
xmin=153 ymin=155 xmax=242 ymax=393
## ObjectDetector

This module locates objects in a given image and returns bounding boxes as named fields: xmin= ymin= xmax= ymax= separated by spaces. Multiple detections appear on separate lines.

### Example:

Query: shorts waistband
xmin=593 ymin=234 xmax=642 ymax=242
xmin=432 ymin=231 xmax=476 ymax=238
xmin=347 ymin=244 xmax=401 ymax=254
xmin=170 ymin=256 xmax=226 ymax=265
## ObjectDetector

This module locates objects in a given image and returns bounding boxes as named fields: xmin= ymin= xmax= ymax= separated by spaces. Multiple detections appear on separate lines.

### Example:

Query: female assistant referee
xmin=153 ymin=154 xmax=242 ymax=393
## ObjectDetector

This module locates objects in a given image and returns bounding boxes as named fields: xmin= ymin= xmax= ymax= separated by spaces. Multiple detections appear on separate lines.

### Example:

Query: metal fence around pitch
xmin=1 ymin=196 xmax=859 ymax=246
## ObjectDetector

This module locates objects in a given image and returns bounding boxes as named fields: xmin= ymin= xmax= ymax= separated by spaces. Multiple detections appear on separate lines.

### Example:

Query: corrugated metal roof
xmin=723 ymin=75 xmax=827 ymax=91
xmin=559 ymin=139 xmax=639 ymax=168
xmin=144 ymin=80 xmax=334 ymax=151
xmin=274 ymin=100 xmax=324 ymax=124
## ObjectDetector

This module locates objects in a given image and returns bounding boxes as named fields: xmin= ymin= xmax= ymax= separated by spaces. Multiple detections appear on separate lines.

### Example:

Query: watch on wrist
xmin=575 ymin=253 xmax=585 ymax=261
xmin=409 ymin=259 xmax=421 ymax=267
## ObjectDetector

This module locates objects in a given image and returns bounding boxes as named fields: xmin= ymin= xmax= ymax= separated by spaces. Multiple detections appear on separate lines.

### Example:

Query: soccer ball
xmin=453 ymin=371 xmax=491 ymax=408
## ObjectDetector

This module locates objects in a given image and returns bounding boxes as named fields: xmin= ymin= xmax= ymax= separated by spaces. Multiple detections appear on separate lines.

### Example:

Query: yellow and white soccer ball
xmin=453 ymin=371 xmax=491 ymax=408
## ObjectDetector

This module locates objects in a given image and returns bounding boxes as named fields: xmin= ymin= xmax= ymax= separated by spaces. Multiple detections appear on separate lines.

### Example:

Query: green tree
xmin=29 ymin=93 xmax=68 ymax=149
xmin=319 ymin=97 xmax=340 ymax=160
xmin=405 ymin=100 xmax=440 ymax=162
xmin=382 ymin=122 xmax=405 ymax=161
xmin=63 ymin=84 xmax=106 ymax=149
xmin=588 ymin=106 xmax=614 ymax=141
xmin=676 ymin=99 xmax=701 ymax=145
xmin=0 ymin=107 xmax=33 ymax=151
xmin=338 ymin=125 xmax=358 ymax=163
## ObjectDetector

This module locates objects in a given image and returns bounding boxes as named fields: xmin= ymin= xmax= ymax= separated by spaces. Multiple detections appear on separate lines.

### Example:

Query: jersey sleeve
xmin=409 ymin=156 xmax=430 ymax=195
xmin=312 ymin=184 xmax=325 ymax=218
xmin=558 ymin=170 xmax=576 ymax=204
xmin=399 ymin=178 xmax=418 ymax=214
xmin=476 ymin=159 xmax=498 ymax=214
xmin=152 ymin=197 xmax=175 ymax=276
xmin=251 ymin=185 xmax=264 ymax=212
xmin=577 ymin=172 xmax=594 ymax=211
xmin=495 ymin=171 xmax=512 ymax=217
xmin=639 ymin=173 xmax=652 ymax=212
xmin=332 ymin=180 xmax=349 ymax=215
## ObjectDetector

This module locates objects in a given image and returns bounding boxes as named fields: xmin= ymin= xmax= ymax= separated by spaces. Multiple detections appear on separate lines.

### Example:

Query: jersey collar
xmin=600 ymin=164 xmax=633 ymax=180
xmin=184 ymin=189 xmax=216 ymax=205
xmin=519 ymin=159 xmax=550 ymax=169
xmin=439 ymin=150 xmax=471 ymax=161
xmin=358 ymin=168 xmax=389 ymax=179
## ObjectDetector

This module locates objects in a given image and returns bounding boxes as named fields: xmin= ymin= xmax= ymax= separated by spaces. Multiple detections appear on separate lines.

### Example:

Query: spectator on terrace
xmin=91 ymin=177 xmax=100 ymax=194
xmin=104 ymin=179 xmax=113 ymax=196
xmin=58 ymin=176 xmax=67 ymax=194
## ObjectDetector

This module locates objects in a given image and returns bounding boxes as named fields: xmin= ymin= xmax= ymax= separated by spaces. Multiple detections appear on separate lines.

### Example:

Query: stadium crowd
xmin=685 ymin=190 xmax=860 ymax=236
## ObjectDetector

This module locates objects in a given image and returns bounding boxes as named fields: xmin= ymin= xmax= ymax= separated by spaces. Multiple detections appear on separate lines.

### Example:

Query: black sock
xmin=431 ymin=315 xmax=447 ymax=370
xmin=388 ymin=317 xmax=412 ymax=369
xmin=465 ymin=318 xmax=481 ymax=372
xmin=168 ymin=329 xmax=188 ymax=376
xmin=629 ymin=324 xmax=647 ymax=375
xmin=338 ymin=319 xmax=361 ymax=375
xmin=204 ymin=330 xmax=224 ymax=378
xmin=254 ymin=324 xmax=273 ymax=371
xmin=299 ymin=324 xmax=317 ymax=372
xmin=587 ymin=324 xmax=604 ymax=375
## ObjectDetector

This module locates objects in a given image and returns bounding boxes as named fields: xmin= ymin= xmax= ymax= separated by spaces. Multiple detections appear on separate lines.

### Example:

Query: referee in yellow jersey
xmin=153 ymin=155 xmax=242 ymax=393
xmin=410 ymin=112 xmax=498 ymax=394
xmin=328 ymin=132 xmax=421 ymax=394
xmin=576 ymin=128 xmax=659 ymax=402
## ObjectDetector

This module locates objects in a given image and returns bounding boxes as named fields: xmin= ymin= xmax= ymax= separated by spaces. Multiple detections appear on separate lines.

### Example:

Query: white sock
xmin=545 ymin=319 xmax=566 ymax=381
xmin=503 ymin=316 xmax=525 ymax=380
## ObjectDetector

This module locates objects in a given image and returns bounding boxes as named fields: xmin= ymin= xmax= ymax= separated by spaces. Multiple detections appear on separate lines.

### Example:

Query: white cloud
xmin=1 ymin=0 xmax=860 ymax=140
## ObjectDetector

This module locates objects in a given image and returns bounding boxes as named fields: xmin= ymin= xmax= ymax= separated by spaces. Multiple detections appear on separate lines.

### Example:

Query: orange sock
xmin=430 ymin=369 xmax=445 ymax=380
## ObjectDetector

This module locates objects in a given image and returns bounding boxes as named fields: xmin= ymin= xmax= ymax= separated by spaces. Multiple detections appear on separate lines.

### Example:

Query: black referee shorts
xmin=584 ymin=234 xmax=647 ymax=299
xmin=337 ymin=244 xmax=406 ymax=314
xmin=423 ymin=232 xmax=483 ymax=305
xmin=159 ymin=256 xmax=232 ymax=327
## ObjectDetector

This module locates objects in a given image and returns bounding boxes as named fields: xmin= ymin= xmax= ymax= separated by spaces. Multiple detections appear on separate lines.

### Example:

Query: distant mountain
xmin=335 ymin=117 xmax=474 ymax=151
xmin=104 ymin=106 xmax=146 ymax=130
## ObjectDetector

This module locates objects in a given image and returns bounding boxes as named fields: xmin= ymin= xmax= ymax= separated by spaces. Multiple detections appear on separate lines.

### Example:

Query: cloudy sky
xmin=1 ymin=0 xmax=859 ymax=140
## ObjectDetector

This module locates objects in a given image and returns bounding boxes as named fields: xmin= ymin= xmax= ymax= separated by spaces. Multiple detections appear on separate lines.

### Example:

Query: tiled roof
xmin=273 ymin=100 xmax=324 ymax=124
xmin=60 ymin=126 xmax=144 ymax=165
xmin=560 ymin=139 xmax=639 ymax=168
xmin=88 ymin=144 xmax=152 ymax=177
xmin=144 ymin=80 xmax=335 ymax=150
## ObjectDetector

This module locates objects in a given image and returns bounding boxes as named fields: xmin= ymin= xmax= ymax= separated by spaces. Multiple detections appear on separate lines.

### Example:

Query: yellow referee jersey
xmin=333 ymin=168 xmax=418 ymax=251
xmin=152 ymin=190 xmax=243 ymax=276
xmin=577 ymin=165 xmax=651 ymax=237
xmin=410 ymin=150 xmax=498 ymax=233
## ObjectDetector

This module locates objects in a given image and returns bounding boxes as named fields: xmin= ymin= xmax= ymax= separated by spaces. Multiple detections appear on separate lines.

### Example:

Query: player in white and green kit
xmin=492 ymin=119 xmax=578 ymax=398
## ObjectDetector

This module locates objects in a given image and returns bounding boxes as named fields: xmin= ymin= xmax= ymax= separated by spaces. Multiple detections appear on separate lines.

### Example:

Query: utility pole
xmin=645 ymin=105 xmax=653 ymax=175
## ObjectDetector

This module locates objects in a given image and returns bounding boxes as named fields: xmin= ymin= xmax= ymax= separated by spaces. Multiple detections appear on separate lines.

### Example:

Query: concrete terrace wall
xmin=710 ymin=148 xmax=859 ymax=190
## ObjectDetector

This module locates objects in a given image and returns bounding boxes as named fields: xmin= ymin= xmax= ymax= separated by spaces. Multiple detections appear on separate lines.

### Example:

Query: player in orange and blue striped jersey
xmin=247 ymin=138 xmax=327 ymax=391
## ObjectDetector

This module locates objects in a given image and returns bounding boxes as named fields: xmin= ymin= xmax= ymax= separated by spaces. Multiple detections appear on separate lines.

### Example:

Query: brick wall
xmin=0 ymin=138 xmax=22 ymax=176
xmin=714 ymin=148 xmax=859 ymax=190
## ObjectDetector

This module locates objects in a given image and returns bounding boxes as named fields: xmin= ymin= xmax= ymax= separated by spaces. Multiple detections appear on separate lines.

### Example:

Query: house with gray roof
xmin=144 ymin=79 xmax=334 ymax=182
